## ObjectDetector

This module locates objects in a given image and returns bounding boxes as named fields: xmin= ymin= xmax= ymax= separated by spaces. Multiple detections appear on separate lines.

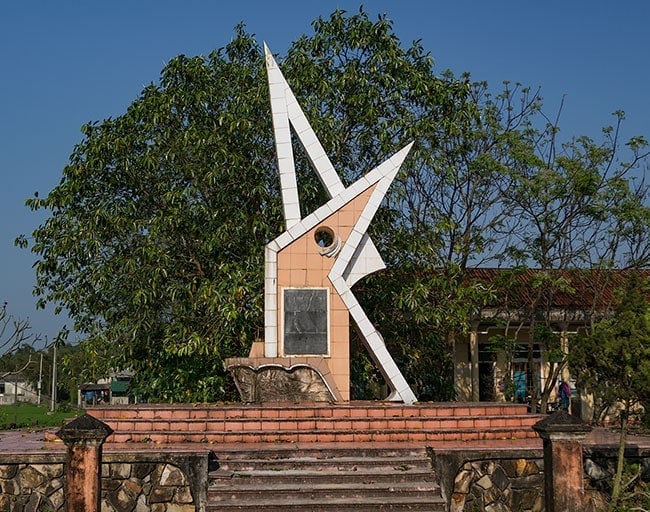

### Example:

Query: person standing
xmin=558 ymin=380 xmax=571 ymax=411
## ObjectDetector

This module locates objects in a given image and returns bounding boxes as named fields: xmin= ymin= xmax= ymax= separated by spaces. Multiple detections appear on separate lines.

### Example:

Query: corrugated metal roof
xmin=464 ymin=268 xmax=650 ymax=310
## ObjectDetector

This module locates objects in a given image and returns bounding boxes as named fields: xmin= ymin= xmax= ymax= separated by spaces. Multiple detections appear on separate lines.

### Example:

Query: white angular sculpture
xmin=260 ymin=45 xmax=417 ymax=404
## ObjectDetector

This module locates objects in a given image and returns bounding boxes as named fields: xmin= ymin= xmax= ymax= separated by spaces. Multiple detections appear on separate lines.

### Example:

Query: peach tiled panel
xmin=275 ymin=188 xmax=377 ymax=400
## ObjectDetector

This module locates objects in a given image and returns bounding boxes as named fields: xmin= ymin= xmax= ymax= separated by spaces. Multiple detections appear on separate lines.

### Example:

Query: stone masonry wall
xmin=429 ymin=449 xmax=546 ymax=512
xmin=101 ymin=461 xmax=194 ymax=512
xmin=432 ymin=449 xmax=650 ymax=512
xmin=0 ymin=461 xmax=64 ymax=511
xmin=0 ymin=452 xmax=208 ymax=512
xmin=450 ymin=458 xmax=544 ymax=512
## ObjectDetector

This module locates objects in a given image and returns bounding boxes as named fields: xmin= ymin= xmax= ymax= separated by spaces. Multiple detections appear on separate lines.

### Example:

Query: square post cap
xmin=56 ymin=413 xmax=114 ymax=446
xmin=533 ymin=410 xmax=592 ymax=440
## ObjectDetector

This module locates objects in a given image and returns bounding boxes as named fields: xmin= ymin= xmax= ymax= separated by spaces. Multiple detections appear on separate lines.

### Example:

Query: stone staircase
xmin=79 ymin=402 xmax=544 ymax=510
xmin=206 ymin=444 xmax=445 ymax=511
xmin=86 ymin=402 xmax=542 ymax=444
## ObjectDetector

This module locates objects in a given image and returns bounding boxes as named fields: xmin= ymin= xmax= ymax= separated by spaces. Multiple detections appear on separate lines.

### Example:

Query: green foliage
xmin=608 ymin=461 xmax=650 ymax=511
xmin=570 ymin=275 xmax=650 ymax=415
xmin=17 ymin=8 xmax=650 ymax=403
xmin=22 ymin=27 xmax=282 ymax=402
xmin=0 ymin=342 xmax=85 ymax=406
xmin=569 ymin=275 xmax=650 ymax=509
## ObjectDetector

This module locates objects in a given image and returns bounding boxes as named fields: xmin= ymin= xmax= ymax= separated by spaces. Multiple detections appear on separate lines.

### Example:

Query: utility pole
xmin=13 ymin=376 xmax=18 ymax=425
xmin=37 ymin=352 xmax=43 ymax=406
xmin=50 ymin=343 xmax=57 ymax=412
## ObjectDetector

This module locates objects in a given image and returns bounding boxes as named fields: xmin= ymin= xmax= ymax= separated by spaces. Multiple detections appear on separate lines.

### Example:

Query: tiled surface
xmin=262 ymin=44 xmax=417 ymax=403
xmin=7 ymin=426 xmax=650 ymax=456
xmin=36 ymin=403 xmax=550 ymax=444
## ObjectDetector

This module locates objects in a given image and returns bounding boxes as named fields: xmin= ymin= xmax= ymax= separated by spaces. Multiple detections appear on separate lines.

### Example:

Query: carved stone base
xmin=225 ymin=357 xmax=343 ymax=403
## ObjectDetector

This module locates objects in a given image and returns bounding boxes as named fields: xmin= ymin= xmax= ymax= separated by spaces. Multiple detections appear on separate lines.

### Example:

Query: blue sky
xmin=1 ymin=1 xmax=648 ymax=346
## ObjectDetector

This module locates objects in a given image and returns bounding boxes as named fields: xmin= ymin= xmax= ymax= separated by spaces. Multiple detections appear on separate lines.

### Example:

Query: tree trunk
xmin=609 ymin=407 xmax=629 ymax=511
xmin=539 ymin=393 xmax=548 ymax=414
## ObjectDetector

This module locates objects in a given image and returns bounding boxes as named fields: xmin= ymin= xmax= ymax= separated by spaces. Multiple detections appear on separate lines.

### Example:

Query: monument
xmin=226 ymin=45 xmax=417 ymax=404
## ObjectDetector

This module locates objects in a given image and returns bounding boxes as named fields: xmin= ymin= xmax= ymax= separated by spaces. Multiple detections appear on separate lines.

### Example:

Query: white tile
xmin=269 ymin=85 xmax=286 ymax=99
xmin=272 ymin=112 xmax=289 ymax=127
xmin=289 ymin=115 xmax=311 ymax=139
xmin=274 ymin=231 xmax=293 ymax=249
xmin=322 ymin=170 xmax=342 ymax=191
xmin=347 ymin=248 xmax=364 ymax=272
xmin=281 ymin=195 xmax=300 ymax=211
xmin=358 ymin=175 xmax=373 ymax=189
xmin=265 ymin=301 xmax=277 ymax=314
xmin=265 ymin=309 xmax=276 ymax=326
xmin=265 ymin=271 xmax=277 ymax=285
xmin=344 ymin=274 xmax=360 ymax=287
xmin=308 ymin=152 xmax=328 ymax=172
xmin=264 ymin=342 xmax=277 ymax=358
xmin=283 ymin=214 xmax=301 ymax=231
xmin=295 ymin=124 xmax=318 ymax=148
xmin=356 ymin=317 xmax=374 ymax=336
xmin=327 ymin=194 xmax=345 ymax=211
xmin=390 ymin=142 xmax=413 ymax=166
xmin=298 ymin=216 xmax=316 ymax=234
xmin=347 ymin=302 xmax=363 ymax=319
xmin=328 ymin=275 xmax=347 ymax=294
xmin=337 ymin=287 xmax=353 ymax=304
xmin=359 ymin=206 xmax=376 ymax=225
xmin=286 ymin=220 xmax=307 ymax=240
xmin=367 ymin=191 xmax=384 ymax=209
xmin=347 ymin=227 xmax=366 ymax=246
xmin=265 ymin=241 xmax=279 ymax=254
xmin=312 ymin=202 xmax=333 ymax=221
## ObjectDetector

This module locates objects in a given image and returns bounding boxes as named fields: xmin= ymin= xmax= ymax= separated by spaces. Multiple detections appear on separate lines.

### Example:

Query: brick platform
xmin=85 ymin=402 xmax=543 ymax=444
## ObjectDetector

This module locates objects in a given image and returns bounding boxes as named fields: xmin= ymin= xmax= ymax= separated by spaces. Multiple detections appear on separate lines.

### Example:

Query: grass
xmin=0 ymin=403 xmax=81 ymax=430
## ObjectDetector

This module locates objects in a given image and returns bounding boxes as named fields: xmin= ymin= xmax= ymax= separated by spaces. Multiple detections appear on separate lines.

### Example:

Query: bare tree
xmin=0 ymin=302 xmax=40 ymax=379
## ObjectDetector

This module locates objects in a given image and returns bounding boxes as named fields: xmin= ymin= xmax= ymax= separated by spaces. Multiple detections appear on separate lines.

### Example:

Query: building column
xmin=558 ymin=321 xmax=570 ymax=382
xmin=469 ymin=321 xmax=480 ymax=402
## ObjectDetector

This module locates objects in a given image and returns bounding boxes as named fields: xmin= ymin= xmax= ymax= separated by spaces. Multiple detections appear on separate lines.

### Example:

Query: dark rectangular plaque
xmin=283 ymin=288 xmax=328 ymax=355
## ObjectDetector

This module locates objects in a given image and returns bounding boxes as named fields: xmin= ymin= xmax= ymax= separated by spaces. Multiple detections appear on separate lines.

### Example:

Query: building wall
xmin=454 ymin=319 xmax=590 ymax=415
xmin=0 ymin=381 xmax=39 ymax=405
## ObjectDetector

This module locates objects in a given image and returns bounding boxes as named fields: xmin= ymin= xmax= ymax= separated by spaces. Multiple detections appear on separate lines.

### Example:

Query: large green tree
xmin=493 ymin=110 xmax=650 ymax=412
xmin=19 ymin=28 xmax=280 ymax=401
xmin=569 ymin=276 xmax=650 ymax=510
xmin=18 ymin=9 xmax=649 ymax=402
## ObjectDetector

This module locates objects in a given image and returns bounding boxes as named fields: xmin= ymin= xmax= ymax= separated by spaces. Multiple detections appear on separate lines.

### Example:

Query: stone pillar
xmin=57 ymin=413 xmax=113 ymax=512
xmin=533 ymin=411 xmax=591 ymax=512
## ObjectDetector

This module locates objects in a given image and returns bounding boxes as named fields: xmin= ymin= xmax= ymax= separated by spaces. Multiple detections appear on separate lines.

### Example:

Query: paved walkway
xmin=2 ymin=426 xmax=649 ymax=455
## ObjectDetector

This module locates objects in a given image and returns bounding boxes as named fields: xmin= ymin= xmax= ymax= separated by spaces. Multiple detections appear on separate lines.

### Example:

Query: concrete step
xmin=208 ymin=479 xmax=440 ymax=500
xmin=206 ymin=446 xmax=444 ymax=512
xmin=84 ymin=402 xmax=543 ymax=444
xmin=213 ymin=445 xmax=428 ymax=460
xmin=103 ymin=425 xmax=541 ymax=444
xmin=87 ymin=402 xmax=531 ymax=421
xmin=209 ymin=467 xmax=436 ymax=486
xmin=213 ymin=454 xmax=430 ymax=472
xmin=205 ymin=494 xmax=446 ymax=512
